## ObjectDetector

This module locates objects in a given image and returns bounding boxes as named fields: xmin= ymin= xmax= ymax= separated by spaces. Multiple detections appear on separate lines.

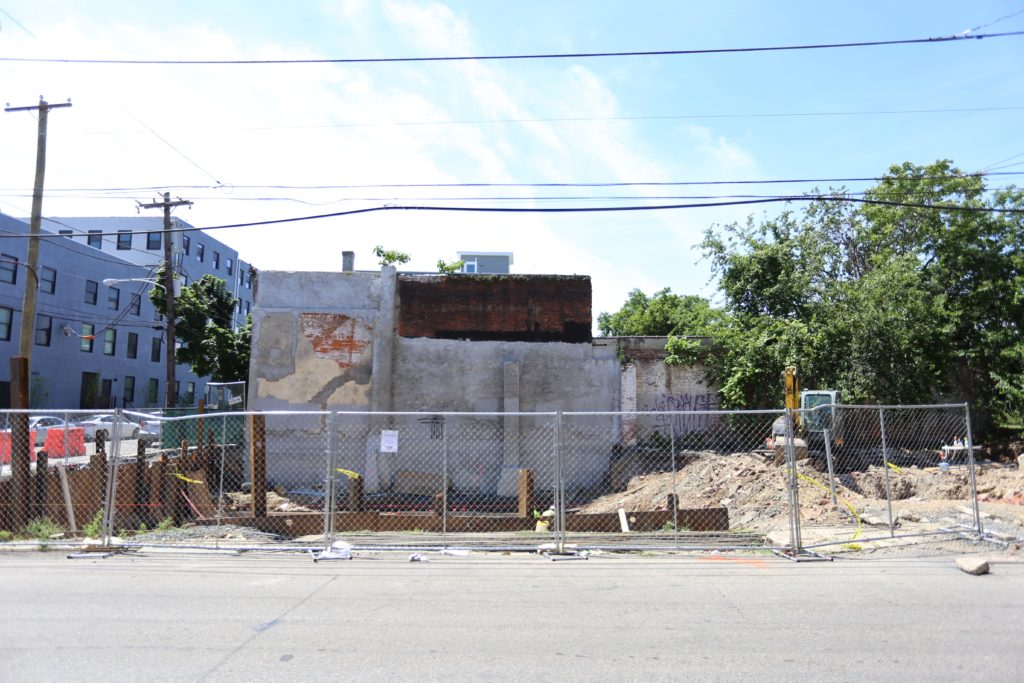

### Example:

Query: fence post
xmin=878 ymin=408 xmax=896 ymax=537
xmin=323 ymin=410 xmax=338 ymax=547
xmin=823 ymin=428 xmax=838 ymax=507
xmin=216 ymin=414 xmax=227 ymax=528
xmin=134 ymin=440 xmax=148 ymax=529
xmin=441 ymin=414 xmax=448 ymax=546
xmin=670 ymin=426 xmax=679 ymax=548
xmin=517 ymin=469 xmax=534 ymax=518
xmin=964 ymin=404 xmax=984 ymax=535
xmin=783 ymin=410 xmax=803 ymax=553
xmin=248 ymin=413 xmax=267 ymax=519
xmin=101 ymin=409 xmax=125 ymax=542
xmin=555 ymin=411 xmax=564 ymax=551
xmin=33 ymin=450 xmax=48 ymax=522
xmin=9 ymin=411 xmax=30 ymax=531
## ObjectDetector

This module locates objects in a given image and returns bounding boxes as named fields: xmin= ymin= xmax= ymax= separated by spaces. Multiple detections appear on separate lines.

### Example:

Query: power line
xmin=1 ymin=30 xmax=1021 ymax=65
xmin=4 ymin=170 xmax=1022 ymax=195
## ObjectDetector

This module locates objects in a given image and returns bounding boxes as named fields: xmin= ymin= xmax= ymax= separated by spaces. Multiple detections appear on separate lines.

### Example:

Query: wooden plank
xmin=517 ymin=469 xmax=534 ymax=518
xmin=249 ymin=413 xmax=267 ymax=518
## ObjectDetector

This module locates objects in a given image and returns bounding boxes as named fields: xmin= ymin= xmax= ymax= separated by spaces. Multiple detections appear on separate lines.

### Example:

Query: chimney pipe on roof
xmin=342 ymin=251 xmax=355 ymax=272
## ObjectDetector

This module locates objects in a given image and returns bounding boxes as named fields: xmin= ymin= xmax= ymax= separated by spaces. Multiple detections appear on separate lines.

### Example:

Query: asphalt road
xmin=1 ymin=551 xmax=1021 ymax=682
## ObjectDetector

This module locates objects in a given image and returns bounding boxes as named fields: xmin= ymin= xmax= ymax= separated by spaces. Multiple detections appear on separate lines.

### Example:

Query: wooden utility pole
xmin=4 ymin=98 xmax=72 ymax=406
xmin=138 ymin=192 xmax=191 ymax=408
xmin=4 ymin=98 xmax=70 ymax=531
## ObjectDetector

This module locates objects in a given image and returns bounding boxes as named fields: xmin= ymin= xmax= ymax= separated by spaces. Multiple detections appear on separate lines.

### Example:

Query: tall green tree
xmin=598 ymin=288 xmax=721 ymax=337
xmin=150 ymin=267 xmax=251 ymax=382
xmin=648 ymin=160 xmax=1024 ymax=429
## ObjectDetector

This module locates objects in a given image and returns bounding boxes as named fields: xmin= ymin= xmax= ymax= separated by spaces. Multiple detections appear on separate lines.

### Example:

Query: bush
xmin=0 ymin=530 xmax=13 ymax=542
xmin=24 ymin=516 xmax=61 ymax=541
xmin=83 ymin=510 xmax=104 ymax=538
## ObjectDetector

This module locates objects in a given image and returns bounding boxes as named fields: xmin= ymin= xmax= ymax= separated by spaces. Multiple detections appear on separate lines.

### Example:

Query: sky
xmin=0 ymin=1 xmax=1022 ymax=323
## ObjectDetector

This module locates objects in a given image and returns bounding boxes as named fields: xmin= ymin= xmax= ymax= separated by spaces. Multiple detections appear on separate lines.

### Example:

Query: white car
xmin=0 ymin=416 xmax=71 ymax=446
xmin=75 ymin=414 xmax=141 ymax=442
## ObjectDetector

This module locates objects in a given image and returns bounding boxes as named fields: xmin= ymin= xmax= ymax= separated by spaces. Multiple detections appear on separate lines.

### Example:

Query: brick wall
xmin=397 ymin=274 xmax=592 ymax=343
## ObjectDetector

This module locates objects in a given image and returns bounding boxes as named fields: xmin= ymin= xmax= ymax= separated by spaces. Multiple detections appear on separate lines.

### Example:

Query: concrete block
xmin=955 ymin=556 xmax=990 ymax=575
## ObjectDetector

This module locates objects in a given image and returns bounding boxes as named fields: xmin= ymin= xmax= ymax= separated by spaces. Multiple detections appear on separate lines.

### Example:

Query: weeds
xmin=0 ymin=530 xmax=12 ymax=542
xmin=24 ymin=516 xmax=61 ymax=541
xmin=83 ymin=510 xmax=104 ymax=538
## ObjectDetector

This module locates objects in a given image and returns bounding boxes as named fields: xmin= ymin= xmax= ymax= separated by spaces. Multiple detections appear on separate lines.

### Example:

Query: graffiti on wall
xmin=299 ymin=313 xmax=371 ymax=369
xmin=640 ymin=391 xmax=721 ymax=435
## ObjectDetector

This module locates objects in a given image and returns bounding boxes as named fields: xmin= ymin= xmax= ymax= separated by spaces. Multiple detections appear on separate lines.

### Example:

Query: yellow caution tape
xmin=886 ymin=462 xmax=902 ymax=474
xmin=335 ymin=468 xmax=362 ymax=479
xmin=171 ymin=473 xmax=204 ymax=484
xmin=788 ymin=468 xmax=863 ymax=548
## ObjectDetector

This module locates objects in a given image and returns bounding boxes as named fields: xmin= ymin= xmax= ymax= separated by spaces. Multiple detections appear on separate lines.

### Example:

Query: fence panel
xmin=792 ymin=404 xmax=984 ymax=553
xmin=560 ymin=410 xmax=789 ymax=550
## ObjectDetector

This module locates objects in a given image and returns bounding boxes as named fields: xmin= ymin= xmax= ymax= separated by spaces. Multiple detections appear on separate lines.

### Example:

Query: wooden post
xmin=196 ymin=399 xmax=205 ymax=459
xmin=34 ymin=451 xmax=48 ymax=521
xmin=517 ymin=468 xmax=535 ymax=518
xmin=152 ymin=453 xmax=168 ymax=522
xmin=89 ymin=453 xmax=107 ymax=529
xmin=95 ymin=429 xmax=106 ymax=456
xmin=249 ymin=413 xmax=266 ymax=518
xmin=8 ymin=375 xmax=30 ymax=529
xmin=433 ymin=492 xmax=445 ymax=517
xmin=667 ymin=493 xmax=678 ymax=511
xmin=134 ymin=440 xmax=148 ymax=527
xmin=347 ymin=474 xmax=364 ymax=512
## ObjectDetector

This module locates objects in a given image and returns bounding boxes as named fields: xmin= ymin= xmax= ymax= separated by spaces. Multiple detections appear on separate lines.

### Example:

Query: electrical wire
xmin=1 ymin=31 xmax=1020 ymax=65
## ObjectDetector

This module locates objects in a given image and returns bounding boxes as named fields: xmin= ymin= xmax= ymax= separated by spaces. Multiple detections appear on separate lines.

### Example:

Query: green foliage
xmin=150 ymin=266 xmax=251 ymax=383
xmin=156 ymin=517 xmax=175 ymax=531
xmin=676 ymin=160 xmax=1023 ymax=428
xmin=437 ymin=259 xmax=465 ymax=275
xmin=0 ymin=530 xmax=13 ymax=542
xmin=24 ymin=516 xmax=61 ymax=541
xmin=373 ymin=245 xmax=411 ymax=267
xmin=598 ymin=288 xmax=721 ymax=337
xmin=83 ymin=510 xmax=104 ymax=538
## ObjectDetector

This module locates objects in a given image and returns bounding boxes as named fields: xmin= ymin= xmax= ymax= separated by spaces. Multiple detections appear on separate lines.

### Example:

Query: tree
xmin=659 ymin=160 xmax=1023 ymax=429
xmin=150 ymin=266 xmax=251 ymax=382
xmin=437 ymin=259 xmax=465 ymax=274
xmin=373 ymin=245 xmax=410 ymax=267
xmin=597 ymin=288 xmax=721 ymax=337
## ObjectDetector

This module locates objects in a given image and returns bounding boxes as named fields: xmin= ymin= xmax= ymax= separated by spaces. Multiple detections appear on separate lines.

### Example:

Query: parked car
xmin=75 ymin=414 xmax=141 ymax=442
xmin=0 ymin=415 xmax=71 ymax=446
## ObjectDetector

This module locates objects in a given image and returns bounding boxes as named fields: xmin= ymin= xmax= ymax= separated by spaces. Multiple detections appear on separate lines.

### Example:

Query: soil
xmin=576 ymin=450 xmax=1024 ymax=538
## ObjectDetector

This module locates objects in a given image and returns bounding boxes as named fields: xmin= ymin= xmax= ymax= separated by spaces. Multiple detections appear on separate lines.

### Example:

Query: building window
xmin=147 ymin=232 xmax=161 ymax=250
xmin=197 ymin=242 xmax=205 ymax=262
xmin=103 ymin=329 xmax=116 ymax=356
xmin=81 ymin=323 xmax=95 ymax=352
xmin=87 ymin=231 xmax=102 ymax=248
xmin=462 ymin=260 xmax=477 ymax=274
xmin=0 ymin=306 xmax=11 ymax=341
xmin=39 ymin=266 xmax=56 ymax=294
xmin=182 ymin=234 xmax=191 ymax=255
xmin=0 ymin=254 xmax=17 ymax=284
xmin=129 ymin=293 xmax=141 ymax=316
xmin=127 ymin=332 xmax=138 ymax=359
xmin=147 ymin=378 xmax=159 ymax=404
xmin=85 ymin=279 xmax=98 ymax=305
xmin=226 ymin=258 xmax=233 ymax=276
xmin=116 ymin=231 xmax=132 ymax=250
xmin=123 ymin=376 xmax=135 ymax=405
xmin=213 ymin=251 xmax=220 ymax=270
xmin=245 ymin=269 xmax=252 ymax=289
xmin=245 ymin=301 xmax=251 ymax=316
xmin=151 ymin=337 xmax=161 ymax=362
xmin=107 ymin=286 xmax=120 ymax=310
xmin=34 ymin=314 xmax=52 ymax=347
xmin=58 ymin=229 xmax=73 ymax=237
xmin=186 ymin=381 xmax=195 ymax=403
xmin=175 ymin=380 xmax=180 ymax=399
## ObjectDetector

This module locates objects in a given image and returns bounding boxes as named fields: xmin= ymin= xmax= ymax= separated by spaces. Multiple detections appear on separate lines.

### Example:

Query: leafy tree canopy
xmin=373 ymin=245 xmax=410 ymax=267
xmin=150 ymin=267 xmax=251 ymax=383
xmin=603 ymin=160 xmax=1024 ymax=427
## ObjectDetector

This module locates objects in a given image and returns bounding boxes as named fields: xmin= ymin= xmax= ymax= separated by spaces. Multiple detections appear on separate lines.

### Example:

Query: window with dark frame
xmin=39 ymin=266 xmax=56 ymax=294
xmin=85 ymin=279 xmax=98 ymax=305
xmin=34 ymin=314 xmax=52 ymax=347
xmin=58 ymin=230 xmax=73 ymax=237
xmin=147 ymin=378 xmax=159 ymax=404
xmin=0 ymin=306 xmax=11 ymax=341
xmin=127 ymin=332 xmax=138 ymax=359
xmin=0 ymin=254 xmax=18 ymax=284
xmin=116 ymin=231 xmax=132 ymax=250
xmin=183 ymin=234 xmax=191 ymax=255
xmin=87 ymin=231 xmax=102 ymax=248
xmin=151 ymin=337 xmax=161 ymax=362
xmin=123 ymin=376 xmax=135 ymax=405
xmin=129 ymin=292 xmax=141 ymax=315
xmin=107 ymin=286 xmax=120 ymax=310
xmin=213 ymin=251 xmax=220 ymax=270
xmin=226 ymin=257 xmax=233 ymax=276
xmin=103 ymin=329 xmax=116 ymax=356
xmin=81 ymin=323 xmax=95 ymax=352
xmin=197 ymin=242 xmax=205 ymax=262
xmin=147 ymin=232 xmax=161 ymax=250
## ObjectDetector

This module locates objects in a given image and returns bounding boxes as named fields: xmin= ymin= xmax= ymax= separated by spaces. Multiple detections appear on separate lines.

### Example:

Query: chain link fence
xmin=0 ymin=404 xmax=1000 ymax=557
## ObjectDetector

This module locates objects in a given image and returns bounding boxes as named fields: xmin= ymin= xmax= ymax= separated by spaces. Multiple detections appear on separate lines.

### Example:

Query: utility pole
xmin=139 ymin=192 xmax=191 ymax=409
xmin=4 ymin=98 xmax=70 ymax=531
xmin=4 ymin=98 xmax=72 ymax=406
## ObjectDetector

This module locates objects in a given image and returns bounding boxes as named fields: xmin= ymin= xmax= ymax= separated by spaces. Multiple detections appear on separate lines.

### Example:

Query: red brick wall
xmin=397 ymin=274 xmax=592 ymax=343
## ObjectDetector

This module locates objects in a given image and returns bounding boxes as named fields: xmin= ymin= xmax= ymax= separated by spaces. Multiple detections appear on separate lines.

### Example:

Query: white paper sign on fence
xmin=380 ymin=429 xmax=399 ymax=453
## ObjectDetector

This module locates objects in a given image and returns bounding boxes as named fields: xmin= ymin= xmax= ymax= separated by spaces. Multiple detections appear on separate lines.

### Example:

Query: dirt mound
xmin=576 ymin=453 xmax=1024 ymax=533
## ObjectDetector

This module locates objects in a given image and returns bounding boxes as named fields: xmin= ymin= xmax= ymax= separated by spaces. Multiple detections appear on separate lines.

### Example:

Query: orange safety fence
xmin=0 ymin=428 xmax=86 ymax=464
